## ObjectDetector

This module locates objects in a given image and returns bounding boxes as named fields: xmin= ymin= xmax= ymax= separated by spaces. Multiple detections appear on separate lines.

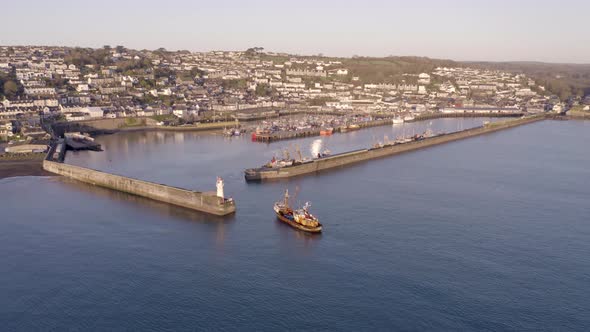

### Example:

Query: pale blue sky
xmin=2 ymin=0 xmax=589 ymax=63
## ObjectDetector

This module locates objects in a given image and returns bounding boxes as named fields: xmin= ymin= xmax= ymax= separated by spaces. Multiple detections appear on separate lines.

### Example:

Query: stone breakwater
xmin=43 ymin=142 xmax=235 ymax=216
xmin=245 ymin=115 xmax=547 ymax=181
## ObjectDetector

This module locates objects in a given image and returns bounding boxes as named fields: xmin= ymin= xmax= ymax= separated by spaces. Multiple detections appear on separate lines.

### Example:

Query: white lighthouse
xmin=216 ymin=177 xmax=224 ymax=199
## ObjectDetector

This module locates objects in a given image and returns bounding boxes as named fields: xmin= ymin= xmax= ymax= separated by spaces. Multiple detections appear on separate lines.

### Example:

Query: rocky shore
xmin=0 ymin=153 xmax=53 ymax=179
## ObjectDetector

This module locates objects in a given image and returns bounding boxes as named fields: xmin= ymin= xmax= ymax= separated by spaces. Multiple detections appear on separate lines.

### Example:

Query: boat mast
xmin=284 ymin=189 xmax=290 ymax=208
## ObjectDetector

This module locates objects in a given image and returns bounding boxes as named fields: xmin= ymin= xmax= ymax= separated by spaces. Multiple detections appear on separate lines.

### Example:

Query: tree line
xmin=0 ymin=71 xmax=23 ymax=99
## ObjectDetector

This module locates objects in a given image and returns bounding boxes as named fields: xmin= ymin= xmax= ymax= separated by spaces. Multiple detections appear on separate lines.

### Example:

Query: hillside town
xmin=1 ymin=45 xmax=587 ymax=146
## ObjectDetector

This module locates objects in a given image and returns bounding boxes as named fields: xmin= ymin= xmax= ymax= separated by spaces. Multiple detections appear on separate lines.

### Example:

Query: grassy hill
xmin=464 ymin=61 xmax=590 ymax=99
xmin=342 ymin=56 xmax=456 ymax=84
xmin=263 ymin=51 xmax=589 ymax=99
xmin=262 ymin=53 xmax=457 ymax=84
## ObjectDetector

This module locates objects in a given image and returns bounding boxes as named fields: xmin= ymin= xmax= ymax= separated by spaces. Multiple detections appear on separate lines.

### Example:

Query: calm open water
xmin=1 ymin=119 xmax=589 ymax=330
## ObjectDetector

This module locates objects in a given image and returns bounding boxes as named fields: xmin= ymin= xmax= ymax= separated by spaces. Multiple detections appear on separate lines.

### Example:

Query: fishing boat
xmin=244 ymin=147 xmax=314 ymax=180
xmin=273 ymin=189 xmax=322 ymax=233
xmin=224 ymin=128 xmax=241 ymax=137
xmin=320 ymin=127 xmax=333 ymax=136
xmin=266 ymin=155 xmax=294 ymax=168
xmin=392 ymin=117 xmax=404 ymax=125
xmin=341 ymin=124 xmax=360 ymax=133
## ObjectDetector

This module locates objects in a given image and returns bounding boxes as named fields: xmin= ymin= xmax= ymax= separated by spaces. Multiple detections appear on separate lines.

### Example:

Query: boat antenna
xmin=295 ymin=144 xmax=303 ymax=161
xmin=292 ymin=185 xmax=300 ymax=203
xmin=284 ymin=188 xmax=290 ymax=208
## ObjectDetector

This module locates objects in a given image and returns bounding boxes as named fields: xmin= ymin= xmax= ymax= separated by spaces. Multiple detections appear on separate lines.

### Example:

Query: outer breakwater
xmin=43 ymin=143 xmax=236 ymax=216
xmin=245 ymin=115 xmax=546 ymax=181
xmin=415 ymin=112 xmax=524 ymax=121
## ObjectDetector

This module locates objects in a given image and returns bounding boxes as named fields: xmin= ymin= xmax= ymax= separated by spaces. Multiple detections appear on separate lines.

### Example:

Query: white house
xmin=76 ymin=84 xmax=89 ymax=92
xmin=61 ymin=106 xmax=104 ymax=120
xmin=85 ymin=107 xmax=105 ymax=118
xmin=0 ymin=121 xmax=13 ymax=138
xmin=173 ymin=109 xmax=188 ymax=118
xmin=418 ymin=73 xmax=431 ymax=85
xmin=24 ymin=87 xmax=56 ymax=96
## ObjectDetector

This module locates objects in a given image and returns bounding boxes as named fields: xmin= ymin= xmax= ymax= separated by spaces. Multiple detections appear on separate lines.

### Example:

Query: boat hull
xmin=320 ymin=129 xmax=333 ymax=136
xmin=275 ymin=211 xmax=322 ymax=233
xmin=244 ymin=169 xmax=263 ymax=181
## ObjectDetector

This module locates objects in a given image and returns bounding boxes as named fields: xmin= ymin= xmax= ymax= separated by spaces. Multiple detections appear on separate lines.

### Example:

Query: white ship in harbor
xmin=392 ymin=117 xmax=404 ymax=125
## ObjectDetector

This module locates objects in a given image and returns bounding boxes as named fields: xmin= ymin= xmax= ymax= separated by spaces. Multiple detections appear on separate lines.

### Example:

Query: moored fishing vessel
xmin=340 ymin=124 xmax=360 ymax=132
xmin=224 ymin=128 xmax=241 ymax=137
xmin=244 ymin=127 xmax=455 ymax=181
xmin=244 ymin=148 xmax=313 ymax=181
xmin=273 ymin=189 xmax=322 ymax=233
xmin=320 ymin=128 xmax=333 ymax=136
xmin=244 ymin=115 xmax=544 ymax=182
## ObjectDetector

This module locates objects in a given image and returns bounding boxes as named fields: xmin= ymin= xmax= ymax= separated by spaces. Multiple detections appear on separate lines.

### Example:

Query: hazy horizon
xmin=3 ymin=0 xmax=590 ymax=64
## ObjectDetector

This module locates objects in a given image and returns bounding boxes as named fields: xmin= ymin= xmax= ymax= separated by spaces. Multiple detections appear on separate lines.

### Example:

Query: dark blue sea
xmin=1 ymin=118 xmax=589 ymax=330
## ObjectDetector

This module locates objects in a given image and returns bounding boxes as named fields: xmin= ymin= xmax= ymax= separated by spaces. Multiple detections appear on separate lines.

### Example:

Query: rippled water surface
xmin=1 ymin=119 xmax=589 ymax=330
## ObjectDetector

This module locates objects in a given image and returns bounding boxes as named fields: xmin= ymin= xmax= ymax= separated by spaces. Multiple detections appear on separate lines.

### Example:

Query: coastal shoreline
xmin=0 ymin=158 xmax=54 ymax=179
xmin=567 ymin=113 xmax=590 ymax=119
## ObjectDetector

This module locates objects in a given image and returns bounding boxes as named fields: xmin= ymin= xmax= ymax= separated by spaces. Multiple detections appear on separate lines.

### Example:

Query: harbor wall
xmin=253 ymin=119 xmax=392 ymax=143
xmin=53 ymin=118 xmax=237 ymax=136
xmin=42 ymin=157 xmax=236 ymax=216
xmin=251 ymin=113 xmax=523 ymax=144
xmin=252 ymin=115 xmax=546 ymax=180
xmin=414 ymin=112 xmax=524 ymax=121
xmin=567 ymin=111 xmax=590 ymax=119
xmin=52 ymin=118 xmax=153 ymax=136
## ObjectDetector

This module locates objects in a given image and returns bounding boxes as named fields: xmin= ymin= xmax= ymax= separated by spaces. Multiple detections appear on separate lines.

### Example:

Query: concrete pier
xmin=245 ymin=115 xmax=546 ymax=181
xmin=43 ymin=143 xmax=236 ymax=216
xmin=254 ymin=128 xmax=321 ymax=142
xmin=414 ymin=112 xmax=524 ymax=121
